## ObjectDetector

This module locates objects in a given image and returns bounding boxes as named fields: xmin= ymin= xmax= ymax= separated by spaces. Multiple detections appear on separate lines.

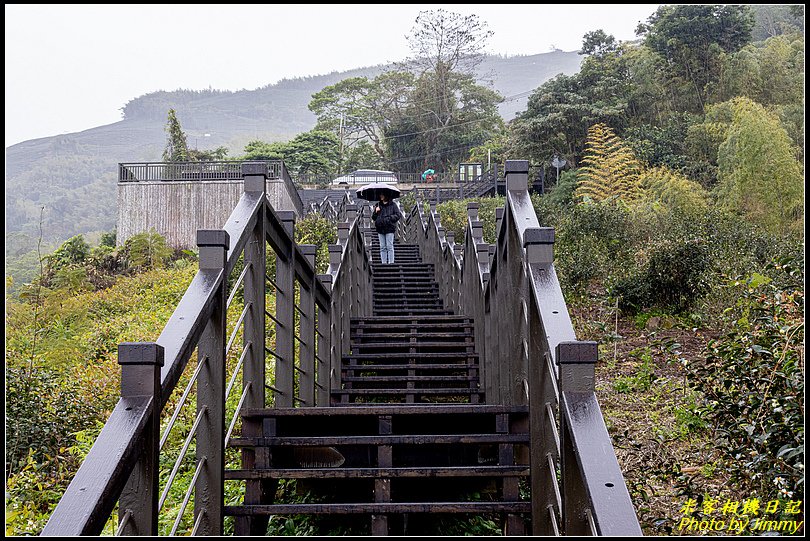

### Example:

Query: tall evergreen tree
xmin=162 ymin=108 xmax=190 ymax=162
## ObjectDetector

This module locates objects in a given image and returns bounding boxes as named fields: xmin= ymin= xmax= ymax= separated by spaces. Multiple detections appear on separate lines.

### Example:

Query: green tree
xmin=284 ymin=130 xmax=340 ymax=179
xmin=46 ymin=234 xmax=90 ymax=271
xmin=309 ymin=72 xmax=416 ymax=163
xmin=241 ymin=131 xmax=340 ymax=180
xmin=717 ymin=34 xmax=805 ymax=107
xmin=99 ymin=231 xmax=117 ymax=248
xmin=397 ymin=9 xmax=502 ymax=171
xmin=343 ymin=141 xmax=386 ymax=172
xmin=637 ymin=5 xmax=754 ymax=111
xmin=243 ymin=140 xmax=286 ymax=161
xmin=188 ymin=145 xmax=229 ymax=161
xmin=580 ymin=29 xmax=618 ymax=57
xmin=714 ymin=97 xmax=803 ymax=235
xmin=162 ymin=108 xmax=190 ymax=162
xmin=510 ymin=32 xmax=634 ymax=168
xmin=625 ymin=113 xmax=694 ymax=172
xmin=750 ymin=4 xmax=805 ymax=41
xmin=386 ymin=71 xmax=503 ymax=172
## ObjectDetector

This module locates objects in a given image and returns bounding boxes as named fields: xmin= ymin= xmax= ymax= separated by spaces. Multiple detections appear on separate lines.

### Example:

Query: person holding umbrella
xmin=358 ymin=183 xmax=403 ymax=264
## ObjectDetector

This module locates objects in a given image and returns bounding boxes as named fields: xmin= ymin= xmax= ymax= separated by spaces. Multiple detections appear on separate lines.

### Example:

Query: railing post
xmin=276 ymin=211 xmax=296 ymax=407
xmin=317 ymin=274 xmax=333 ymax=406
xmin=117 ymin=342 xmax=163 ymax=536
xmin=195 ymin=230 xmax=229 ymax=535
xmin=445 ymin=230 xmax=455 ymax=250
xmin=526 ymin=227 xmax=560 ymax=535
xmin=237 ymin=164 xmax=270 ymax=535
xmin=557 ymin=341 xmax=598 ymax=536
xmin=345 ymin=203 xmax=357 ymax=224
xmin=467 ymin=201 xmax=479 ymax=221
xmin=471 ymin=220 xmax=484 ymax=244
xmin=328 ymin=244 xmax=344 ymax=393
xmin=241 ymin=164 xmax=267 ymax=410
xmin=506 ymin=160 xmax=528 ymax=191
xmin=299 ymin=245 xmax=317 ymax=407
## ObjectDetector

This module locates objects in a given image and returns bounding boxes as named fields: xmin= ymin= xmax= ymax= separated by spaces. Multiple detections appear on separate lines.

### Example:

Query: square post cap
xmin=197 ymin=230 xmax=230 ymax=249
xmin=118 ymin=342 xmax=165 ymax=366
xmin=556 ymin=341 xmax=598 ymax=364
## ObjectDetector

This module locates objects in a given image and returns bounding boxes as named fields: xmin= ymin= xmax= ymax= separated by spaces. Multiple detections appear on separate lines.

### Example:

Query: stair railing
xmin=43 ymin=162 xmax=369 ymax=536
xmin=404 ymin=160 xmax=641 ymax=536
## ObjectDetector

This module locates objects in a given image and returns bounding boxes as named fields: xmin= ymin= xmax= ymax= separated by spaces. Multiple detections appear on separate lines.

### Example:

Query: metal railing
xmin=411 ymin=165 xmax=499 ymax=205
xmin=404 ymin=160 xmax=641 ymax=536
xmin=118 ymin=160 xmax=303 ymax=218
xmin=43 ymin=162 xmax=372 ymax=535
xmin=118 ymin=161 xmax=282 ymax=182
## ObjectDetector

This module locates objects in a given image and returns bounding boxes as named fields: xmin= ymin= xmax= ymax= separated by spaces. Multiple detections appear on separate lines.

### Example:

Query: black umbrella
xmin=356 ymin=183 xmax=401 ymax=201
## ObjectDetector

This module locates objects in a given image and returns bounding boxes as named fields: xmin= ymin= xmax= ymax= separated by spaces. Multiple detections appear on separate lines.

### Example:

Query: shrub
xmin=295 ymin=215 xmax=337 ymax=274
xmin=686 ymin=255 xmax=804 ymax=503
xmin=123 ymin=229 xmax=172 ymax=270
xmin=435 ymin=197 xmax=505 ymax=244
xmin=46 ymin=235 xmax=90 ymax=272
xmin=6 ymin=366 xmax=103 ymax=474
xmin=545 ymin=169 xmax=578 ymax=207
xmin=613 ymin=238 xmax=710 ymax=314
xmin=553 ymin=202 xmax=635 ymax=292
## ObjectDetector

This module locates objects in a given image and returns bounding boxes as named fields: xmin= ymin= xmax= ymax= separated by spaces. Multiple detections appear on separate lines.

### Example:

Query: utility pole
xmin=338 ymin=113 xmax=344 ymax=174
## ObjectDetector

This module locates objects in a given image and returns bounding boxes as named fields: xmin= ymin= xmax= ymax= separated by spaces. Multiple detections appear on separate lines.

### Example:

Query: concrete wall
xmin=117 ymin=178 xmax=298 ymax=248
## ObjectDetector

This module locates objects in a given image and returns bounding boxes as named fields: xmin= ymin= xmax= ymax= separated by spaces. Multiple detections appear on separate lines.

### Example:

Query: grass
xmin=569 ymin=293 xmax=746 ymax=536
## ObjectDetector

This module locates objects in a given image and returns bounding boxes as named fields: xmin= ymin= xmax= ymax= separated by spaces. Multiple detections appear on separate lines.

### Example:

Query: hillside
xmin=5 ymin=50 xmax=582 ymax=269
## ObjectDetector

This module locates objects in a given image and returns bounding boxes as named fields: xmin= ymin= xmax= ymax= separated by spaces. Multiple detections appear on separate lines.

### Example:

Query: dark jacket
xmin=371 ymin=200 xmax=402 ymax=234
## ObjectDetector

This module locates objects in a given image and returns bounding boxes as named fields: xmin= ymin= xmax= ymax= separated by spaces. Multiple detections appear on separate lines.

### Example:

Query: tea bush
xmin=686 ymin=254 xmax=804 ymax=503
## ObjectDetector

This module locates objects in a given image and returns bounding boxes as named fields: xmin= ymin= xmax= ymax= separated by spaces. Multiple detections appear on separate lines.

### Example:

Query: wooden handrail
xmin=404 ymin=159 xmax=640 ymax=536
xmin=44 ymin=162 xmax=355 ymax=536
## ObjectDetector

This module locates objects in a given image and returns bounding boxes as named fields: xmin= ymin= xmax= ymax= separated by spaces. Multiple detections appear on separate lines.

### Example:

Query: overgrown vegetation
xmin=5 ymin=4 xmax=804 ymax=536
xmin=5 ymin=236 xmax=199 ymax=534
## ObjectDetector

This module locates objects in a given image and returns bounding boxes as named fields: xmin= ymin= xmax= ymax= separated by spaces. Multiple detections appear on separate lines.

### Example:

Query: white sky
xmin=5 ymin=3 xmax=661 ymax=147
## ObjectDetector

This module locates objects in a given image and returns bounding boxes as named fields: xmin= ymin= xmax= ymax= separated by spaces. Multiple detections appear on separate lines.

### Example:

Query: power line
xmin=340 ymin=87 xmax=537 ymax=139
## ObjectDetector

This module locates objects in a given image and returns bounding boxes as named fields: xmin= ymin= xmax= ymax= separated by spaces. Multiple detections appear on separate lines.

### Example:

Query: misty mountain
xmin=5 ymin=50 xmax=582 ymax=263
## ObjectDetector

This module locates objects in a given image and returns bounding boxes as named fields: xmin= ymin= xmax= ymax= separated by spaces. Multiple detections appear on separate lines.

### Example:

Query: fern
xmin=576 ymin=123 xmax=643 ymax=204
xmin=639 ymin=165 xmax=709 ymax=214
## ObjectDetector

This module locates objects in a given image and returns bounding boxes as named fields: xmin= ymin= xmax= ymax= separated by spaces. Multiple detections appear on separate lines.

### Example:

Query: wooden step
xmin=351 ymin=316 xmax=473 ymax=323
xmin=331 ymin=388 xmax=483 ymax=398
xmin=342 ymin=363 xmax=479 ymax=371
xmin=352 ymin=322 xmax=472 ymax=330
xmin=373 ymin=311 xmax=455 ymax=316
xmin=372 ymin=305 xmax=446 ymax=310
xmin=342 ymin=375 xmax=478 ymax=383
xmin=241 ymin=405 xmax=527 ymax=417
xmin=352 ymin=332 xmax=473 ymax=340
xmin=342 ymin=352 xmax=478 ymax=360
xmin=229 ymin=433 xmax=525 ymax=447
xmin=352 ymin=343 xmax=472 ymax=350
xmin=225 ymin=502 xmax=531 ymax=515
xmin=225 ymin=465 xmax=528 ymax=480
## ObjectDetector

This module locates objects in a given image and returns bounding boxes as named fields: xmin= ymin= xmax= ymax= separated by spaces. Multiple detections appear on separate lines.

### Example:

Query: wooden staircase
xmin=225 ymin=240 xmax=530 ymax=535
